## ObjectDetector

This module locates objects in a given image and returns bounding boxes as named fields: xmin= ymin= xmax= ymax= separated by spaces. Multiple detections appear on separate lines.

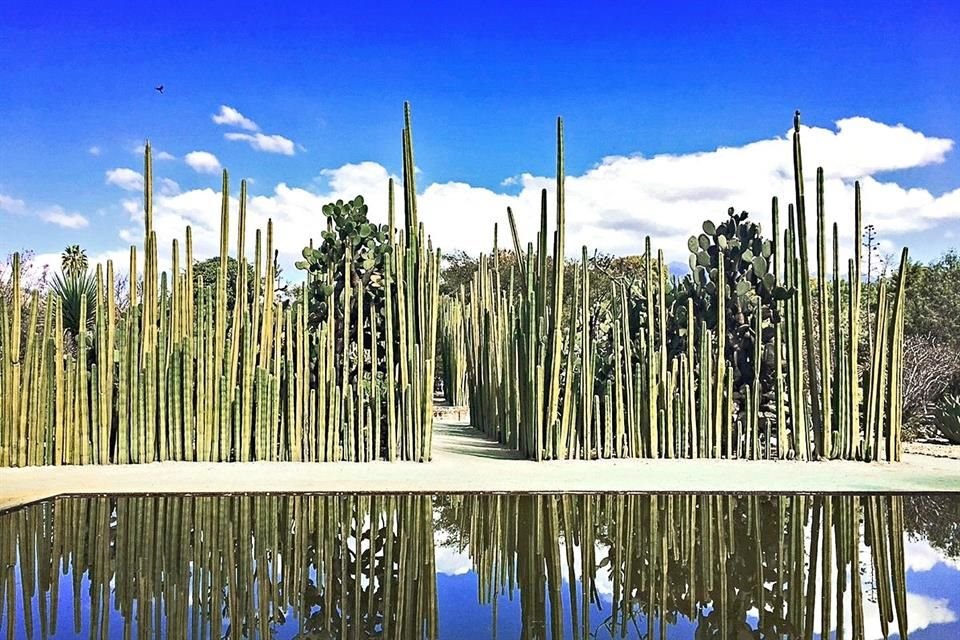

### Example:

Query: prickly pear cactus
xmin=678 ymin=208 xmax=793 ymax=389
xmin=296 ymin=195 xmax=393 ymax=326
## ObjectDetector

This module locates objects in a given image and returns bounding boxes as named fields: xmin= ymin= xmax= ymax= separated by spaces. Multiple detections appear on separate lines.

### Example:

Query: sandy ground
xmin=2 ymin=419 xmax=959 ymax=512
xmin=903 ymin=440 xmax=960 ymax=460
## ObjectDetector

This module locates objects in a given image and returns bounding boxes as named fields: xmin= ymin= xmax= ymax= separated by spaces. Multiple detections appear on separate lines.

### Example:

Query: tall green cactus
xmin=0 ymin=104 xmax=438 ymax=467
xmin=455 ymin=111 xmax=910 ymax=462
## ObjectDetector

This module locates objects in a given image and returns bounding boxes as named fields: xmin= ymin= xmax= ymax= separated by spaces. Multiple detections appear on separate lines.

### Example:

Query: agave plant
xmin=49 ymin=270 xmax=97 ymax=336
xmin=931 ymin=395 xmax=960 ymax=444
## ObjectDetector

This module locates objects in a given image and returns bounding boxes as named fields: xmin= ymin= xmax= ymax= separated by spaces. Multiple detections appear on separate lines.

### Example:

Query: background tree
xmin=893 ymin=250 xmax=960 ymax=439
xmin=192 ymin=256 xmax=256 ymax=311
xmin=61 ymin=244 xmax=89 ymax=278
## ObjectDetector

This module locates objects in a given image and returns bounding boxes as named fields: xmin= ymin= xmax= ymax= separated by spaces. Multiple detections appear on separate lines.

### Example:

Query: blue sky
xmin=1 ymin=1 xmax=958 ymax=275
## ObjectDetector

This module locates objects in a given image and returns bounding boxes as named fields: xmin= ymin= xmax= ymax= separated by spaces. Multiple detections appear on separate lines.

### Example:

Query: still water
xmin=1 ymin=493 xmax=957 ymax=639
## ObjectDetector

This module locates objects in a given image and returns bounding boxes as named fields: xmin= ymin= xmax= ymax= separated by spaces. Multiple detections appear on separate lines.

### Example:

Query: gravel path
xmin=903 ymin=440 xmax=960 ymax=460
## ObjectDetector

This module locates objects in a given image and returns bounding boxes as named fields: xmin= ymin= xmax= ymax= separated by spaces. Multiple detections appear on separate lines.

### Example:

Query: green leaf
xmin=703 ymin=220 xmax=717 ymax=235
xmin=687 ymin=236 xmax=699 ymax=253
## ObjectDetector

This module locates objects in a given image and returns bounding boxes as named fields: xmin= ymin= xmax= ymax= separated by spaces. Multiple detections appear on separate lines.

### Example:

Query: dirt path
xmin=2 ymin=418 xmax=959 ymax=512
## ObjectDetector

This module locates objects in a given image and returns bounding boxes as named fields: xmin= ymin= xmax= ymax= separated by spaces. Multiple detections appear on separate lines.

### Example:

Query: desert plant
xmin=49 ymin=270 xmax=96 ymax=336
xmin=0 ymin=104 xmax=438 ymax=467
xmin=455 ymin=111 xmax=910 ymax=462
xmin=931 ymin=395 xmax=960 ymax=444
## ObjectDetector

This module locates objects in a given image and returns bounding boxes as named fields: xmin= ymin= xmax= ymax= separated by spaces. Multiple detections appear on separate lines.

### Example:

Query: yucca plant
xmin=49 ymin=270 xmax=96 ymax=336
xmin=931 ymin=394 xmax=960 ymax=443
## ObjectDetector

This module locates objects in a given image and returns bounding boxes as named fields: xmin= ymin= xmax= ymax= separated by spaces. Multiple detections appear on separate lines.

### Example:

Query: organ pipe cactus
xmin=0 ymin=104 xmax=439 ymax=466
xmin=452 ymin=111 xmax=910 ymax=462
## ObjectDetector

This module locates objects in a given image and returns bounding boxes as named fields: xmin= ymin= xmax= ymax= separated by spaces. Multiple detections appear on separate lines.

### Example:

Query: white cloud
xmin=904 ymin=536 xmax=960 ymax=572
xmin=159 ymin=178 xmax=180 ymax=196
xmin=433 ymin=543 xmax=473 ymax=576
xmin=132 ymin=144 xmax=175 ymax=161
xmin=105 ymin=168 xmax=144 ymax=192
xmin=224 ymin=132 xmax=296 ymax=155
xmin=0 ymin=193 xmax=26 ymax=214
xmin=184 ymin=151 xmax=221 ymax=174
xmin=106 ymin=168 xmax=177 ymax=196
xmin=2 ymin=193 xmax=87 ymax=230
xmin=860 ymin=593 xmax=957 ymax=640
xmin=53 ymin=115 xmax=960 ymax=285
xmin=88 ymin=146 xmax=101 ymax=156
xmin=39 ymin=206 xmax=88 ymax=229
xmin=212 ymin=105 xmax=259 ymax=131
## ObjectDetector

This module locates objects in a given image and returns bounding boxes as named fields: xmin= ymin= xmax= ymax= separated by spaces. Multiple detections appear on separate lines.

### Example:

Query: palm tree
xmin=61 ymin=245 xmax=88 ymax=278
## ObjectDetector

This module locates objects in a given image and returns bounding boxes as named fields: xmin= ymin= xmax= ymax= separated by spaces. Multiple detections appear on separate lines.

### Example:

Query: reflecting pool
xmin=1 ymin=493 xmax=957 ymax=638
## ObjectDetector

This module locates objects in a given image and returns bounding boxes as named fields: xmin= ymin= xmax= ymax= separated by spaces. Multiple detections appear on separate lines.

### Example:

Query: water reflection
xmin=0 ymin=493 xmax=956 ymax=639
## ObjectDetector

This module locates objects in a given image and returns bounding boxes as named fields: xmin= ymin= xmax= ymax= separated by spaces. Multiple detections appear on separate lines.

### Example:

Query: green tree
xmin=192 ymin=256 xmax=255 ymax=311
xmin=900 ymin=250 xmax=960 ymax=346
xmin=892 ymin=251 xmax=960 ymax=435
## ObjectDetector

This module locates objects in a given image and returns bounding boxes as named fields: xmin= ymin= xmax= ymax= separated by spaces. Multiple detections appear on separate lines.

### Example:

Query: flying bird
xmin=155 ymin=84 xmax=164 ymax=94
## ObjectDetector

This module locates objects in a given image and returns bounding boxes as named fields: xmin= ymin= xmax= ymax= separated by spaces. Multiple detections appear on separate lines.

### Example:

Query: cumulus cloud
xmin=88 ymin=145 xmax=101 ymax=156
xmin=433 ymin=543 xmax=473 ymax=576
xmin=159 ymin=178 xmax=180 ymax=196
xmin=1 ymin=194 xmax=87 ymax=229
xmin=131 ymin=144 xmax=175 ymax=160
xmin=904 ymin=537 xmax=960 ymax=572
xmin=212 ymin=105 xmax=259 ymax=131
xmin=224 ymin=132 xmax=296 ymax=155
xmin=184 ymin=151 xmax=222 ymax=174
xmin=105 ymin=168 xmax=144 ymax=192
xmin=213 ymin=105 xmax=298 ymax=155
xmin=64 ymin=116 xmax=960 ymax=283
xmin=39 ymin=206 xmax=89 ymax=229
xmin=0 ymin=193 xmax=26 ymax=214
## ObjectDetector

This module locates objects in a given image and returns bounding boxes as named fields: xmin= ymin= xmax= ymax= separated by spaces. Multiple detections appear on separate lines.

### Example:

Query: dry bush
xmin=901 ymin=333 xmax=960 ymax=439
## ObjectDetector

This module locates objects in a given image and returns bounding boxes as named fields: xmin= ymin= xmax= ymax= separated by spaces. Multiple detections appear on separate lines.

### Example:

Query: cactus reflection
xmin=1 ymin=494 xmax=917 ymax=639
